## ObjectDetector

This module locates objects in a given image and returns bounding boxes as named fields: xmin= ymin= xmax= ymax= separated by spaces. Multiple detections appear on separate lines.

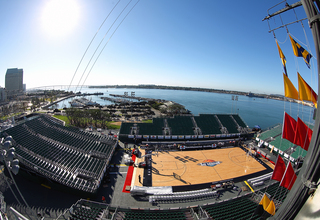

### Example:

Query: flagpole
xmin=279 ymin=111 xmax=286 ymax=161
xmin=281 ymin=111 xmax=286 ymax=139
xmin=278 ymin=161 xmax=289 ymax=187
xmin=270 ymin=155 xmax=287 ymax=202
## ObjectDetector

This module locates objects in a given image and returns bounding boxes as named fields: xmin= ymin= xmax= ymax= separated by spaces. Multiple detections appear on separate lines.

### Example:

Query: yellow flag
xmin=260 ymin=194 xmax=271 ymax=210
xmin=265 ymin=200 xmax=276 ymax=215
xmin=254 ymin=194 xmax=275 ymax=217
xmin=297 ymin=72 xmax=318 ymax=107
xmin=283 ymin=73 xmax=299 ymax=100
xmin=276 ymin=41 xmax=286 ymax=66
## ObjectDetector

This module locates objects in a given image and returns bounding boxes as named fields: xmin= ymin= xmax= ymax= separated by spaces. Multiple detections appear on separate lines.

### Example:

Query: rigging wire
xmin=292 ymin=4 xmax=312 ymax=53
xmin=79 ymin=0 xmax=141 ymax=92
xmin=67 ymin=0 xmax=121 ymax=93
xmin=276 ymin=29 xmax=316 ymax=212
xmin=292 ymin=4 xmax=317 ymax=128
xmin=4 ymin=161 xmax=36 ymax=219
xmin=287 ymin=6 xmax=316 ymax=167
xmin=275 ymin=33 xmax=289 ymax=44
xmin=289 ymin=32 xmax=312 ymax=50
xmin=75 ymin=0 xmax=133 ymax=93
xmin=272 ymin=32 xmax=296 ymax=191
xmin=2 ymin=174 xmax=22 ymax=206
xmin=251 ymin=1 xmax=317 ymax=217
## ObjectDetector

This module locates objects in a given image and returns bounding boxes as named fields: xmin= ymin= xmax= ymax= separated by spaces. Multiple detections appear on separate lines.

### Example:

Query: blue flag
xmin=289 ymin=35 xmax=312 ymax=68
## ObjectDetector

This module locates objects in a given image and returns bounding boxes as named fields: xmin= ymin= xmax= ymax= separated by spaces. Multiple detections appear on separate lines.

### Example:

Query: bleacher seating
xmin=149 ymin=189 xmax=215 ymax=204
xmin=2 ymin=115 xmax=117 ymax=194
xmin=69 ymin=200 xmax=106 ymax=220
xmin=269 ymin=136 xmax=293 ymax=153
xmin=119 ymin=123 xmax=135 ymax=135
xmin=67 ymin=200 xmax=192 ymax=220
xmin=232 ymin=114 xmax=247 ymax=128
xmin=258 ymin=124 xmax=282 ymax=141
xmin=65 ymin=180 xmax=290 ymax=220
xmin=119 ymin=119 xmax=165 ymax=136
xmin=290 ymin=146 xmax=307 ymax=160
xmin=194 ymin=114 xmax=222 ymax=135
xmin=260 ymin=182 xmax=289 ymax=203
xmin=122 ymin=209 xmax=189 ymax=220
xmin=203 ymin=195 xmax=261 ymax=220
xmin=138 ymin=118 xmax=164 ymax=135
xmin=203 ymin=182 xmax=288 ymax=219
xmin=119 ymin=114 xmax=249 ymax=143
xmin=69 ymin=196 xmax=262 ymax=220
xmin=257 ymin=123 xmax=307 ymax=161
xmin=167 ymin=116 xmax=195 ymax=135
xmin=216 ymin=114 xmax=239 ymax=134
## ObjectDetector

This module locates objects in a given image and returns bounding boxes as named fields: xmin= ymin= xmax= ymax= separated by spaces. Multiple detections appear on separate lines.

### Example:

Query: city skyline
xmin=0 ymin=0 xmax=317 ymax=95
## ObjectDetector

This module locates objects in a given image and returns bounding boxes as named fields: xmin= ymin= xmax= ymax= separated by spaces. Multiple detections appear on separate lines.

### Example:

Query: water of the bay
xmin=54 ymin=87 xmax=315 ymax=130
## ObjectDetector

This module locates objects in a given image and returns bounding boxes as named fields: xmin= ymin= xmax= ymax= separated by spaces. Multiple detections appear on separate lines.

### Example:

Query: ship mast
xmin=263 ymin=0 xmax=320 ymax=219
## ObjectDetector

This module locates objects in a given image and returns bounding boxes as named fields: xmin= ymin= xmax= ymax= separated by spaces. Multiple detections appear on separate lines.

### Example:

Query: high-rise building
xmin=5 ymin=68 xmax=24 ymax=98
xmin=0 ymin=87 xmax=6 ymax=102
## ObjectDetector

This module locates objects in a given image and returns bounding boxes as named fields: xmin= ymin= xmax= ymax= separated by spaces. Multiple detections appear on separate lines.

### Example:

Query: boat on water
xmin=69 ymin=98 xmax=100 ymax=107
xmin=77 ymin=97 xmax=99 ymax=106
xmin=246 ymin=92 xmax=265 ymax=98
xmin=69 ymin=99 xmax=85 ymax=107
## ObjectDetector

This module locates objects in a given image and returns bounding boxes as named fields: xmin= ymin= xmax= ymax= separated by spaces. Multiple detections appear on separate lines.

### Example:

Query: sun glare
xmin=41 ymin=0 xmax=80 ymax=38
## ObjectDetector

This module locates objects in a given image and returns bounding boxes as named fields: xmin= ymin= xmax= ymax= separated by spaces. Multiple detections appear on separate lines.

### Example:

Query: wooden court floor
xmin=132 ymin=147 xmax=268 ymax=187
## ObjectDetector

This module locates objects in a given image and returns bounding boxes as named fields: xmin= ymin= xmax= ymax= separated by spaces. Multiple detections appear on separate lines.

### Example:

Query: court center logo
xmin=197 ymin=159 xmax=221 ymax=167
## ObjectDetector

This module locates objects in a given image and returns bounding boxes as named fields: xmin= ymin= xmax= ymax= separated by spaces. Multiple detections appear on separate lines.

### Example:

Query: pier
xmin=100 ymin=97 xmax=132 ymax=104
xmin=42 ymin=92 xmax=103 ymax=109
xmin=42 ymin=94 xmax=76 ymax=109
xmin=108 ymin=94 xmax=166 ymax=102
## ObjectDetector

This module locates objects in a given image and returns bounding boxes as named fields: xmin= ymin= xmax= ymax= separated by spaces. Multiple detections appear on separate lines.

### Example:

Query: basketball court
xmin=131 ymin=147 xmax=271 ymax=188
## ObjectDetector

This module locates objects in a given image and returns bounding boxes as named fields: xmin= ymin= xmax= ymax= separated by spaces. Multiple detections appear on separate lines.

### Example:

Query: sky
xmin=0 ymin=0 xmax=317 ymax=95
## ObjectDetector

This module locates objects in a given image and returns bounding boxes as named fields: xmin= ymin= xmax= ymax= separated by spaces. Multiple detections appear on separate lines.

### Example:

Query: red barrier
xmin=122 ymin=154 xmax=136 ymax=193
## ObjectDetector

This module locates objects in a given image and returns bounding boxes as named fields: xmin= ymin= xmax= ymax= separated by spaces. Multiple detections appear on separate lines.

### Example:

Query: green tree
xmin=101 ymin=111 xmax=111 ymax=129
xmin=89 ymin=109 xmax=101 ymax=128
xmin=168 ymin=104 xmax=186 ymax=116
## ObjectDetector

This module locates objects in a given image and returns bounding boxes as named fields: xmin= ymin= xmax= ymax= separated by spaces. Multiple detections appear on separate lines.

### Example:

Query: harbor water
xmin=54 ymin=87 xmax=315 ymax=130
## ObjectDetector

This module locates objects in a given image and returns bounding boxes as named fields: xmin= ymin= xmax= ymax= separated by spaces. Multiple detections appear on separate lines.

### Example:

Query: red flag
xmin=280 ymin=162 xmax=297 ymax=190
xmin=293 ymin=117 xmax=313 ymax=151
xmin=282 ymin=112 xmax=297 ymax=143
xmin=271 ymin=155 xmax=286 ymax=182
